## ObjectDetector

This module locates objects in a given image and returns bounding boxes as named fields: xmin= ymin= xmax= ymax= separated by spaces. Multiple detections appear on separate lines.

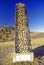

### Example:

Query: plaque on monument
xmin=13 ymin=3 xmax=34 ymax=62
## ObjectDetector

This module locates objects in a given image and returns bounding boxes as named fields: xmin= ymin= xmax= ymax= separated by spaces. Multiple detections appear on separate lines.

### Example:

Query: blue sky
xmin=0 ymin=0 xmax=44 ymax=32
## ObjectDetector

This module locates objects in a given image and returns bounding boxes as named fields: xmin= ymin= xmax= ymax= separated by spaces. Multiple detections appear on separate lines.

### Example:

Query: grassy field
xmin=0 ymin=41 xmax=14 ymax=65
xmin=0 ymin=32 xmax=44 ymax=65
xmin=30 ymin=32 xmax=44 ymax=49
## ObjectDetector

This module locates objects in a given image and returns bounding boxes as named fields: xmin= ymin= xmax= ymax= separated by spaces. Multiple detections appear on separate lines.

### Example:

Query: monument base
xmin=13 ymin=52 xmax=34 ymax=62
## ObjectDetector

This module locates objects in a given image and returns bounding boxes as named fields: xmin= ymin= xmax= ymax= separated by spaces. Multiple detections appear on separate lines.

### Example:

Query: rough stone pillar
xmin=15 ymin=3 xmax=31 ymax=53
xmin=13 ymin=3 xmax=34 ymax=62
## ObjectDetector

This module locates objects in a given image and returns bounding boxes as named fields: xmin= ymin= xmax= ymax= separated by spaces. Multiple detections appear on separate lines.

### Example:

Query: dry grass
xmin=30 ymin=32 xmax=44 ymax=49
xmin=0 ymin=32 xmax=44 ymax=65
xmin=31 ymin=38 xmax=44 ymax=49
xmin=0 ymin=41 xmax=14 ymax=48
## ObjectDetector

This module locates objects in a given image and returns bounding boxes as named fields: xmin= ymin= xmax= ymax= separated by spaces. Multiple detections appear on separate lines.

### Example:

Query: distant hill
xmin=0 ymin=26 xmax=44 ymax=42
xmin=0 ymin=26 xmax=15 ymax=42
xmin=30 ymin=32 xmax=44 ymax=39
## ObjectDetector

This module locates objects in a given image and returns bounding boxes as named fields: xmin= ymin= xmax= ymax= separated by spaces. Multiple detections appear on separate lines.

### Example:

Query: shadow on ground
xmin=32 ymin=45 xmax=44 ymax=58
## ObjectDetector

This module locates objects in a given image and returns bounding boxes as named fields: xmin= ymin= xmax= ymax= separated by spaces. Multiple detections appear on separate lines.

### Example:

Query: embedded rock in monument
xmin=13 ymin=3 xmax=34 ymax=62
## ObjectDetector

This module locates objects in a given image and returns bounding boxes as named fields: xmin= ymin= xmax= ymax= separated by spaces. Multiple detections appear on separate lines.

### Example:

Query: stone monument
xmin=13 ymin=3 xmax=34 ymax=62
